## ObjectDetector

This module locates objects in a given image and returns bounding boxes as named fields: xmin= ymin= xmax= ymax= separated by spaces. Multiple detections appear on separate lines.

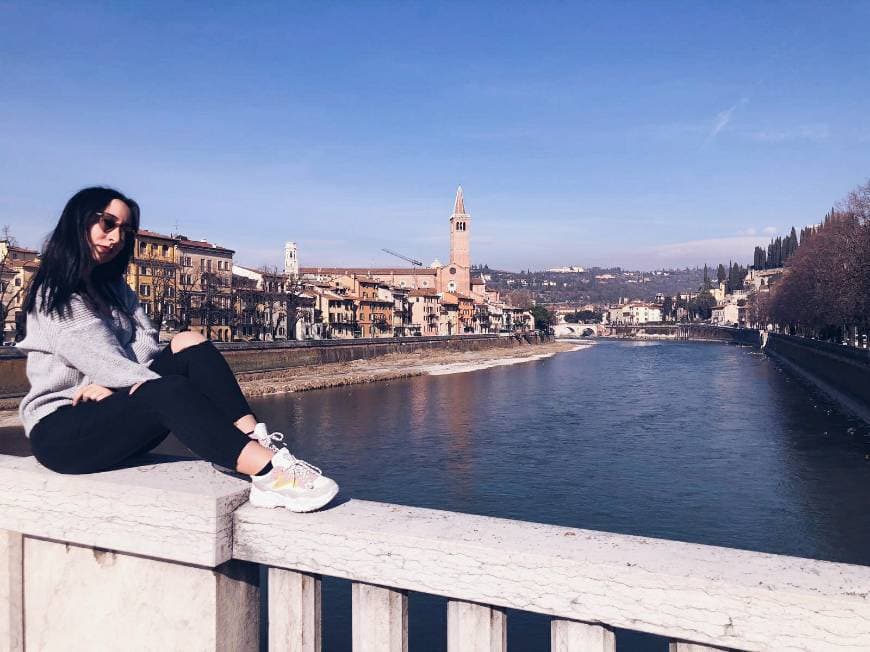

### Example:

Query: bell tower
xmin=284 ymin=241 xmax=298 ymax=276
xmin=449 ymin=186 xmax=470 ymax=270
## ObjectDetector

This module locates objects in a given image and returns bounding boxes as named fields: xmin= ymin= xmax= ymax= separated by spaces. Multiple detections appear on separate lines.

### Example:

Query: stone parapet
xmin=4 ymin=456 xmax=869 ymax=649
xmin=0 ymin=455 xmax=258 ymax=651
xmin=0 ymin=454 xmax=250 ymax=567
xmin=234 ymin=498 xmax=870 ymax=651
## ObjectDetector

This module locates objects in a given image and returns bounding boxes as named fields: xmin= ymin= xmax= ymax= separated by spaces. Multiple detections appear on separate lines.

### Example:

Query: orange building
xmin=336 ymin=275 xmax=394 ymax=338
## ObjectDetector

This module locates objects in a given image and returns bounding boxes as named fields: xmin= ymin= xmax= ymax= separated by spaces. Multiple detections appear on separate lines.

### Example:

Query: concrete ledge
xmin=233 ymin=499 xmax=870 ymax=651
xmin=0 ymin=455 xmax=250 ymax=567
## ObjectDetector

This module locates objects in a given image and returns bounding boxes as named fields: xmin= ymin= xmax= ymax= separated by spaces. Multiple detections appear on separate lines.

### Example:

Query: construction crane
xmin=381 ymin=248 xmax=423 ymax=267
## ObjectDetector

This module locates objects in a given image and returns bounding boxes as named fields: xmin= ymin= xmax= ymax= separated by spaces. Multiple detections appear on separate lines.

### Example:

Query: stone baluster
xmin=551 ymin=619 xmax=615 ymax=652
xmin=0 ymin=530 xmax=23 ymax=652
xmin=352 ymin=582 xmax=408 ymax=652
xmin=447 ymin=600 xmax=506 ymax=652
xmin=269 ymin=568 xmax=322 ymax=652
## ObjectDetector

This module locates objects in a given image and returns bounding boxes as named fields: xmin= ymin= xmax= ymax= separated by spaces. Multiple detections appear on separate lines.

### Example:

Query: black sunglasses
xmin=94 ymin=212 xmax=137 ymax=238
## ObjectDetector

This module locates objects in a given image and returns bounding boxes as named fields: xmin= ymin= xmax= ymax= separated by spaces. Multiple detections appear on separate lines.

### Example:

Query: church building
xmin=301 ymin=186 xmax=473 ymax=295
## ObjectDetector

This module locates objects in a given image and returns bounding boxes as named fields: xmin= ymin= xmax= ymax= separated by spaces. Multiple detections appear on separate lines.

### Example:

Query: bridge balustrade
xmin=2 ymin=454 xmax=868 ymax=651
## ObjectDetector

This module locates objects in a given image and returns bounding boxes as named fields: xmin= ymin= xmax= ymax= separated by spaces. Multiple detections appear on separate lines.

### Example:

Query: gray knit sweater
xmin=17 ymin=281 xmax=163 ymax=436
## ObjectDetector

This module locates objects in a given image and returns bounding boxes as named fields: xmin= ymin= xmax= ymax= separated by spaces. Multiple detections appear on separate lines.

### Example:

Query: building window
xmin=162 ymin=245 xmax=169 ymax=256
xmin=448 ymin=281 xmax=456 ymax=292
xmin=141 ymin=302 xmax=150 ymax=315
xmin=139 ymin=284 xmax=151 ymax=297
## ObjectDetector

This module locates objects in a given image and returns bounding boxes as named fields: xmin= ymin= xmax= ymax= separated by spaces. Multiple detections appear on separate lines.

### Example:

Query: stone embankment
xmin=764 ymin=332 xmax=870 ymax=423
xmin=236 ymin=340 xmax=579 ymax=397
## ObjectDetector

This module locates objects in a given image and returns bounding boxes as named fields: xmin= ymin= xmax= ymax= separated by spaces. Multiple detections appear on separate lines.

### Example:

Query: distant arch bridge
xmin=553 ymin=323 xmax=601 ymax=338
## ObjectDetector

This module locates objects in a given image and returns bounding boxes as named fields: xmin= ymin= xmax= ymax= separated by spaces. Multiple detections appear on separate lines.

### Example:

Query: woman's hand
xmin=72 ymin=384 xmax=113 ymax=406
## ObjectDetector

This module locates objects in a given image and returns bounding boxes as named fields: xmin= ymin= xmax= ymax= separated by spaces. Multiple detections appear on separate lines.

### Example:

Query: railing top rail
xmin=233 ymin=498 xmax=870 ymax=651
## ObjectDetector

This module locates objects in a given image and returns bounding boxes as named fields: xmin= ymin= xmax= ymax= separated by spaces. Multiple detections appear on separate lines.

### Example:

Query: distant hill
xmin=474 ymin=265 xmax=705 ymax=305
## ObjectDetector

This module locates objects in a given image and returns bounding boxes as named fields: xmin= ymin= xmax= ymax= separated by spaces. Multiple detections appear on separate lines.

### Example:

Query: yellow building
xmin=126 ymin=230 xmax=179 ymax=338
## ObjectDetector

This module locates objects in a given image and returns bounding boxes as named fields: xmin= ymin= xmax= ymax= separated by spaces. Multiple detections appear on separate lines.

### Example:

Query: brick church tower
xmin=438 ymin=186 xmax=472 ymax=294
xmin=449 ymin=186 xmax=470 ymax=269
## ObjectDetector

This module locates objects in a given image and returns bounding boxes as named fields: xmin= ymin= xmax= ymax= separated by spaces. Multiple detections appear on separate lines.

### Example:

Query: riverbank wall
xmin=607 ymin=323 xmax=761 ymax=346
xmin=763 ymin=333 xmax=870 ymax=423
xmin=678 ymin=324 xmax=762 ymax=346
xmin=0 ymin=333 xmax=549 ymax=407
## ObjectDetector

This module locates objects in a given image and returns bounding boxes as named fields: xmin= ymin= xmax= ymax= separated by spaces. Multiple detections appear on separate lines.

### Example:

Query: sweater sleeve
xmin=40 ymin=295 xmax=160 ymax=389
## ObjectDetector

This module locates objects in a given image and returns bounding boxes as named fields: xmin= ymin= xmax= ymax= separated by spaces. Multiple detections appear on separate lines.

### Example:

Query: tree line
xmin=754 ymin=179 xmax=870 ymax=342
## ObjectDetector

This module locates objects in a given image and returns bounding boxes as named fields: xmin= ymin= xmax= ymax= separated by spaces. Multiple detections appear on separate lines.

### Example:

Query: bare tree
xmin=768 ymin=181 xmax=869 ymax=343
xmin=2 ymin=226 xmax=17 ymax=246
xmin=135 ymin=249 xmax=178 ymax=336
xmin=0 ymin=254 xmax=19 ymax=342
xmin=1 ymin=232 xmax=34 ymax=343
xmin=176 ymin=262 xmax=202 ymax=333
xmin=258 ymin=267 xmax=308 ymax=340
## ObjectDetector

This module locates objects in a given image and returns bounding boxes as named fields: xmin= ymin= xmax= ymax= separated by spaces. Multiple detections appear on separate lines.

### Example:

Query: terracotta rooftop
xmin=409 ymin=288 xmax=439 ymax=297
xmin=175 ymin=237 xmax=234 ymax=254
xmin=137 ymin=229 xmax=174 ymax=240
xmin=3 ymin=257 xmax=40 ymax=270
xmin=2 ymin=244 xmax=38 ymax=255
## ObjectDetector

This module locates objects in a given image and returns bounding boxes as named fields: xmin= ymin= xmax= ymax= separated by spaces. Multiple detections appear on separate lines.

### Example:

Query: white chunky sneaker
xmin=251 ymin=423 xmax=285 ymax=451
xmin=249 ymin=447 xmax=339 ymax=512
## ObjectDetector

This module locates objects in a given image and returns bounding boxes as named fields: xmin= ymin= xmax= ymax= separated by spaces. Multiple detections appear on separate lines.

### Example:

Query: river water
xmin=3 ymin=340 xmax=869 ymax=650
xmin=252 ymin=339 xmax=870 ymax=651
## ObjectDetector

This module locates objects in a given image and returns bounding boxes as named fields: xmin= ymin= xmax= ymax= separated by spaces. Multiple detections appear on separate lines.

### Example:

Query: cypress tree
xmin=754 ymin=246 xmax=766 ymax=269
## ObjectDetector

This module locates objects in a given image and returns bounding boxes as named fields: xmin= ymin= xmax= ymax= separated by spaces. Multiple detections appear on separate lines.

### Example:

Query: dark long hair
xmin=23 ymin=187 xmax=140 ymax=317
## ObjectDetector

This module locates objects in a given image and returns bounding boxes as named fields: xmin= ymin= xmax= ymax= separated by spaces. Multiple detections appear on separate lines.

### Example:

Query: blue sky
xmin=1 ymin=2 xmax=868 ymax=270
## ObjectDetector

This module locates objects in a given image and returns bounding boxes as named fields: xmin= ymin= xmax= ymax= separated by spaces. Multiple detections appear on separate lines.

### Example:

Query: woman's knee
xmin=136 ymin=374 xmax=193 ymax=399
xmin=170 ymin=331 xmax=208 ymax=354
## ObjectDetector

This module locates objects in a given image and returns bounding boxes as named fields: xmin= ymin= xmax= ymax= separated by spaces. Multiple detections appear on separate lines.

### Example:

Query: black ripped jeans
xmin=30 ymin=341 xmax=255 ymax=474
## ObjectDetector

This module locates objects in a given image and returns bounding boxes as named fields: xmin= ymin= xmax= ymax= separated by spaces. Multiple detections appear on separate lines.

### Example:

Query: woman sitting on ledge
xmin=17 ymin=186 xmax=338 ymax=513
